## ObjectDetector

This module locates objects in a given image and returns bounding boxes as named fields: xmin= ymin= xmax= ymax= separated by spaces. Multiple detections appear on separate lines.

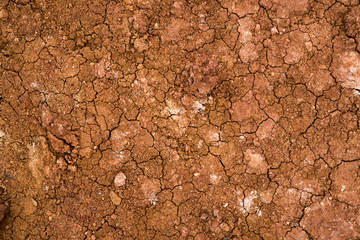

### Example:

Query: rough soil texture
xmin=0 ymin=203 xmax=9 ymax=223
xmin=1 ymin=0 xmax=360 ymax=239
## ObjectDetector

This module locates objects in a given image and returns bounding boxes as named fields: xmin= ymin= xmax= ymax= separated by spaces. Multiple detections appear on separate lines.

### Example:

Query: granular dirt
xmin=1 ymin=0 xmax=360 ymax=239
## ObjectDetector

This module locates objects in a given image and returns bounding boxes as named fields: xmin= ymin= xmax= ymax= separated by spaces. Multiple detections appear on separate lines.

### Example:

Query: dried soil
xmin=1 ymin=0 xmax=360 ymax=239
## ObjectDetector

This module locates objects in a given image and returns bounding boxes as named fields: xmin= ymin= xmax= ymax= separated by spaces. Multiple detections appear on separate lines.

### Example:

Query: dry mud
xmin=1 ymin=0 xmax=360 ymax=239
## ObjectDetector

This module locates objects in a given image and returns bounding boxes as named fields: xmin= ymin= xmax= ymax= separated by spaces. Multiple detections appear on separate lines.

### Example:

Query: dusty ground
xmin=0 ymin=0 xmax=360 ymax=239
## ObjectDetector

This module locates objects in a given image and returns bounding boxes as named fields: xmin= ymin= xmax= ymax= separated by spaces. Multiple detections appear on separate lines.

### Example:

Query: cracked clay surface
xmin=1 ymin=0 xmax=360 ymax=239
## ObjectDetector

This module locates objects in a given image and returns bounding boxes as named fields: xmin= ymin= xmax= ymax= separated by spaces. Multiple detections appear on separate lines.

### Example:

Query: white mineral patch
xmin=210 ymin=174 xmax=220 ymax=184
xmin=193 ymin=100 xmax=205 ymax=113
xmin=148 ymin=192 xmax=158 ymax=206
xmin=332 ymin=51 xmax=360 ymax=91
xmin=240 ymin=190 xmax=258 ymax=213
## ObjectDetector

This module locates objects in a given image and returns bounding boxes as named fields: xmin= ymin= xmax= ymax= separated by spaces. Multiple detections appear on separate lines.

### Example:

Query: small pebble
xmin=0 ymin=130 xmax=5 ymax=138
xmin=110 ymin=191 xmax=121 ymax=205
xmin=114 ymin=172 xmax=126 ymax=187
xmin=31 ymin=198 xmax=38 ymax=207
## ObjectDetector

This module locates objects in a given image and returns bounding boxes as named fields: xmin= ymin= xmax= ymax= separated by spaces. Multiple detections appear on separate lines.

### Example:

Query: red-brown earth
xmin=1 ymin=0 xmax=360 ymax=239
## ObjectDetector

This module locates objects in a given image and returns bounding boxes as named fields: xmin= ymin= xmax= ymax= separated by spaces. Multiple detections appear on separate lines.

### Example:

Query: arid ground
xmin=1 ymin=0 xmax=360 ymax=239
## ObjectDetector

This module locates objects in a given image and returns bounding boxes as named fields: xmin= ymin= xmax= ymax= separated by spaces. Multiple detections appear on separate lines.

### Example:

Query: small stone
xmin=0 ymin=204 xmax=9 ymax=222
xmin=271 ymin=26 xmax=278 ymax=35
xmin=220 ymin=222 xmax=230 ymax=232
xmin=57 ymin=157 xmax=67 ymax=170
xmin=31 ymin=198 xmax=38 ymax=207
xmin=114 ymin=172 xmax=126 ymax=187
xmin=94 ymin=59 xmax=109 ymax=78
xmin=305 ymin=41 xmax=313 ymax=51
xmin=200 ymin=213 xmax=208 ymax=220
xmin=0 ymin=130 xmax=5 ymax=138
xmin=109 ymin=191 xmax=121 ymax=205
